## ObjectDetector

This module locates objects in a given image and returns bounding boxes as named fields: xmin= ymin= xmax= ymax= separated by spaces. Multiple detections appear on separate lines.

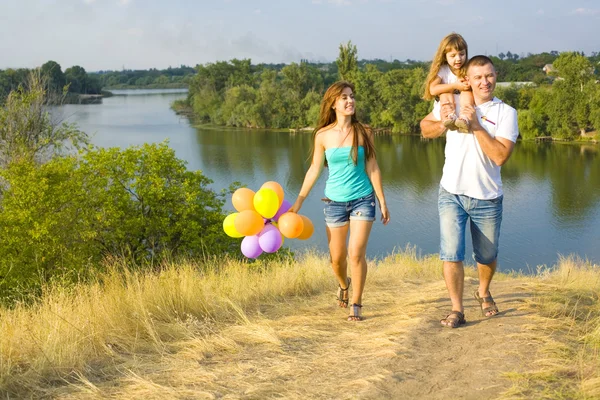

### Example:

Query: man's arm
xmin=462 ymin=104 xmax=515 ymax=166
xmin=420 ymin=102 xmax=455 ymax=139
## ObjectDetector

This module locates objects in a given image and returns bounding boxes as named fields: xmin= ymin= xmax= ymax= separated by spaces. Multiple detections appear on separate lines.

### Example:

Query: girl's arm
xmin=290 ymin=131 xmax=326 ymax=213
xmin=365 ymin=130 xmax=390 ymax=225
xmin=429 ymin=76 xmax=469 ymax=97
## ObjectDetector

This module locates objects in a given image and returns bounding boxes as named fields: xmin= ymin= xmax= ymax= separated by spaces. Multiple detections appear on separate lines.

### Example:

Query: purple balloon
xmin=272 ymin=199 xmax=292 ymax=222
xmin=241 ymin=235 xmax=263 ymax=259
xmin=258 ymin=224 xmax=283 ymax=253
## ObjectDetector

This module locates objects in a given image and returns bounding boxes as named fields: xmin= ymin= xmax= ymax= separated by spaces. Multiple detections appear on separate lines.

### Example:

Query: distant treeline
xmin=2 ymin=47 xmax=600 ymax=138
xmin=0 ymin=61 xmax=104 ymax=103
xmin=96 ymin=65 xmax=196 ymax=89
xmin=0 ymin=63 xmax=197 ymax=103
xmin=177 ymin=43 xmax=600 ymax=139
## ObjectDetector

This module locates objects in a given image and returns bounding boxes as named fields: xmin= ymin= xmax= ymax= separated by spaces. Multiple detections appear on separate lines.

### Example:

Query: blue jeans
xmin=438 ymin=186 xmax=503 ymax=264
xmin=323 ymin=192 xmax=376 ymax=228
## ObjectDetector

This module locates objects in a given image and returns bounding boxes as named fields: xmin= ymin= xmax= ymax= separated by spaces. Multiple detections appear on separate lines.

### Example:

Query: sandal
xmin=443 ymin=113 xmax=458 ymax=130
xmin=440 ymin=311 xmax=466 ymax=328
xmin=455 ymin=117 xmax=470 ymax=133
xmin=336 ymin=277 xmax=351 ymax=308
xmin=348 ymin=303 xmax=363 ymax=321
xmin=474 ymin=290 xmax=499 ymax=317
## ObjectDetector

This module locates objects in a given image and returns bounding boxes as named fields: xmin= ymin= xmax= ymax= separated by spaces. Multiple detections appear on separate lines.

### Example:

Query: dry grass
xmin=500 ymin=255 xmax=600 ymax=399
xmin=1 ymin=249 xmax=599 ymax=399
xmin=0 ymin=251 xmax=334 ymax=397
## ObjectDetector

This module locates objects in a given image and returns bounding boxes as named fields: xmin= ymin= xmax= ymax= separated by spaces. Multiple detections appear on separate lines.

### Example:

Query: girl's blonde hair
xmin=312 ymin=81 xmax=375 ymax=166
xmin=422 ymin=32 xmax=468 ymax=100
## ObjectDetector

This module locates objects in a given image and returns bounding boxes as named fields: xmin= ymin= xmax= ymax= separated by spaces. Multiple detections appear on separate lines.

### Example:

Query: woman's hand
xmin=289 ymin=197 xmax=304 ymax=213
xmin=379 ymin=202 xmax=390 ymax=225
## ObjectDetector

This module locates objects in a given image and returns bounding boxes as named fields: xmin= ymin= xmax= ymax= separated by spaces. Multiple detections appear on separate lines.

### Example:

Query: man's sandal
xmin=348 ymin=303 xmax=363 ymax=321
xmin=440 ymin=311 xmax=466 ymax=328
xmin=473 ymin=290 xmax=499 ymax=317
xmin=336 ymin=277 xmax=351 ymax=308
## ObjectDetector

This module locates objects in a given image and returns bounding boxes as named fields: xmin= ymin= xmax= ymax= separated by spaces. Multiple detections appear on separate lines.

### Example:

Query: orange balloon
xmin=232 ymin=188 xmax=255 ymax=212
xmin=261 ymin=181 xmax=284 ymax=207
xmin=278 ymin=212 xmax=304 ymax=239
xmin=297 ymin=215 xmax=314 ymax=240
xmin=234 ymin=210 xmax=264 ymax=236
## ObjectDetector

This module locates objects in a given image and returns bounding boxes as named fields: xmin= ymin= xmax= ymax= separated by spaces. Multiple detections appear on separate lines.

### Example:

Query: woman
xmin=290 ymin=81 xmax=390 ymax=321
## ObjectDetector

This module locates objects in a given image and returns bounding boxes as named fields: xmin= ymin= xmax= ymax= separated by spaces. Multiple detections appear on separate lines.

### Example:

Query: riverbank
xmin=1 ymin=250 xmax=598 ymax=398
xmin=104 ymin=83 xmax=188 ymax=90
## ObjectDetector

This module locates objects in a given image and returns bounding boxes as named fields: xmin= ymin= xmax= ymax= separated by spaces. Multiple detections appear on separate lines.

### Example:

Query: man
xmin=420 ymin=55 xmax=519 ymax=328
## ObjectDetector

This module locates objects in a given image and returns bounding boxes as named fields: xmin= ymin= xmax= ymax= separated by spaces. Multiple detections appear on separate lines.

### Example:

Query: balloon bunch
xmin=222 ymin=181 xmax=314 ymax=258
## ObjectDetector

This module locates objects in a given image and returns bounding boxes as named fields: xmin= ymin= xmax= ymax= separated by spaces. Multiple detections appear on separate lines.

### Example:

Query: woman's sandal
xmin=473 ymin=290 xmax=499 ymax=317
xmin=440 ymin=311 xmax=466 ymax=328
xmin=336 ymin=277 xmax=351 ymax=308
xmin=348 ymin=303 xmax=363 ymax=321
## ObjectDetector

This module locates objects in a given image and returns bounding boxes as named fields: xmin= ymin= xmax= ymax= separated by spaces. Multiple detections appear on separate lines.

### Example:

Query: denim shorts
xmin=323 ymin=192 xmax=376 ymax=228
xmin=438 ymin=186 xmax=503 ymax=264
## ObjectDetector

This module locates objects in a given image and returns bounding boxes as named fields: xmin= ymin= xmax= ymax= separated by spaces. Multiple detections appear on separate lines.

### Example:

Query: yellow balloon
xmin=253 ymin=188 xmax=280 ymax=219
xmin=223 ymin=213 xmax=244 ymax=238
xmin=234 ymin=210 xmax=264 ymax=236
xmin=261 ymin=181 xmax=284 ymax=207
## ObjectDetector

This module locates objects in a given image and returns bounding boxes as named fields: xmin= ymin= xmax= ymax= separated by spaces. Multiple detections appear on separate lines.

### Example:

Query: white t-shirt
xmin=436 ymin=64 xmax=460 ymax=107
xmin=433 ymin=97 xmax=519 ymax=200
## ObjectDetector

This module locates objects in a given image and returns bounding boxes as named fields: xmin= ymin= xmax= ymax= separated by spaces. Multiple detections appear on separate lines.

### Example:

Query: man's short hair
xmin=466 ymin=55 xmax=494 ymax=71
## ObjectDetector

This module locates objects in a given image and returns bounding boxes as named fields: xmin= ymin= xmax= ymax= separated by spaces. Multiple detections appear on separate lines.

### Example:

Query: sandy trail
xmin=54 ymin=273 xmax=545 ymax=399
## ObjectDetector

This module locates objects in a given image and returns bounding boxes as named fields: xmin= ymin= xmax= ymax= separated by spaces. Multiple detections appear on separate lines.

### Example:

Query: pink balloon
xmin=258 ymin=224 xmax=283 ymax=253
xmin=241 ymin=235 xmax=263 ymax=259
xmin=272 ymin=199 xmax=292 ymax=222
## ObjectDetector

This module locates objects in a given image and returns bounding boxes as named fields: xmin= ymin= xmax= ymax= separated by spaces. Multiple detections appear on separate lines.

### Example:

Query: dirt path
xmin=57 ymin=275 xmax=543 ymax=399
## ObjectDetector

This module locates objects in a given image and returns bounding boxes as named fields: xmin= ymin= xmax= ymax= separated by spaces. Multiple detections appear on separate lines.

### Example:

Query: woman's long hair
xmin=422 ymin=32 xmax=468 ymax=100
xmin=311 ymin=81 xmax=375 ymax=166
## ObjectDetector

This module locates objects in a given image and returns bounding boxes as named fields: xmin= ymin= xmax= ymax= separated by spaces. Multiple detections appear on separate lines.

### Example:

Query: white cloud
xmin=83 ymin=0 xmax=96 ymax=4
xmin=118 ymin=0 xmax=132 ymax=6
xmin=536 ymin=9 xmax=544 ymax=15
xmin=125 ymin=27 xmax=143 ymax=37
xmin=571 ymin=8 xmax=600 ymax=16
xmin=312 ymin=0 xmax=353 ymax=5
xmin=254 ymin=8 xmax=261 ymax=14
xmin=436 ymin=0 xmax=456 ymax=5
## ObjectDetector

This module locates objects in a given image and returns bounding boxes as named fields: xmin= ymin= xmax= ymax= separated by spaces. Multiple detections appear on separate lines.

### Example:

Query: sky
xmin=2 ymin=0 xmax=600 ymax=72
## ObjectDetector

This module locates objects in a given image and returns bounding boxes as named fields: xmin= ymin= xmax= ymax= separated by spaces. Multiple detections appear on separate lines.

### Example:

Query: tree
xmin=336 ymin=41 xmax=358 ymax=81
xmin=547 ymin=52 xmax=596 ymax=137
xmin=0 ymin=71 xmax=88 ymax=167
xmin=40 ymin=60 xmax=66 ymax=94
xmin=65 ymin=65 xmax=88 ymax=93
xmin=498 ymin=52 xmax=506 ymax=60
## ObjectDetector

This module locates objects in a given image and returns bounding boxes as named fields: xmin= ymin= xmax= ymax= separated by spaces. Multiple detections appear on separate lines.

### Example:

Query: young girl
xmin=290 ymin=81 xmax=390 ymax=322
xmin=423 ymin=32 xmax=474 ymax=133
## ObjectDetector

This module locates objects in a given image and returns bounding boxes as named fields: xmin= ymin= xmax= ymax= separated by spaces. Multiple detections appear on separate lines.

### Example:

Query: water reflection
xmin=55 ymin=89 xmax=600 ymax=272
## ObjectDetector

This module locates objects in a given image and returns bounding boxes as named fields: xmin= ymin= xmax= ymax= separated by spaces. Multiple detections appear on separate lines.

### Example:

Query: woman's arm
xmin=365 ymin=131 xmax=390 ymax=225
xmin=290 ymin=132 xmax=326 ymax=213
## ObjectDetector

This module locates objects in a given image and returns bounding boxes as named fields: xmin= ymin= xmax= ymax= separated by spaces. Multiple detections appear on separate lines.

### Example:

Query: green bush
xmin=0 ymin=143 xmax=237 ymax=300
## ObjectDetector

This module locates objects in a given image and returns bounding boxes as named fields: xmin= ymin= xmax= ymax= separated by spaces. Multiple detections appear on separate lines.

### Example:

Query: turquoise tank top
xmin=324 ymin=146 xmax=373 ymax=202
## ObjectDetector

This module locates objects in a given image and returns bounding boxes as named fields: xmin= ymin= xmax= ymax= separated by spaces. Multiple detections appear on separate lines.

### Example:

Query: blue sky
xmin=2 ymin=0 xmax=599 ymax=71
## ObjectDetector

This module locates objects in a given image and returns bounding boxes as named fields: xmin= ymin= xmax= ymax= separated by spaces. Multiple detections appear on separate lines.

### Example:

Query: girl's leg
xmin=455 ymin=90 xmax=474 ymax=133
xmin=439 ymin=92 xmax=456 ymax=118
xmin=346 ymin=219 xmax=374 ymax=306
xmin=326 ymin=224 xmax=350 ymax=293
xmin=439 ymin=92 xmax=457 ymax=130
